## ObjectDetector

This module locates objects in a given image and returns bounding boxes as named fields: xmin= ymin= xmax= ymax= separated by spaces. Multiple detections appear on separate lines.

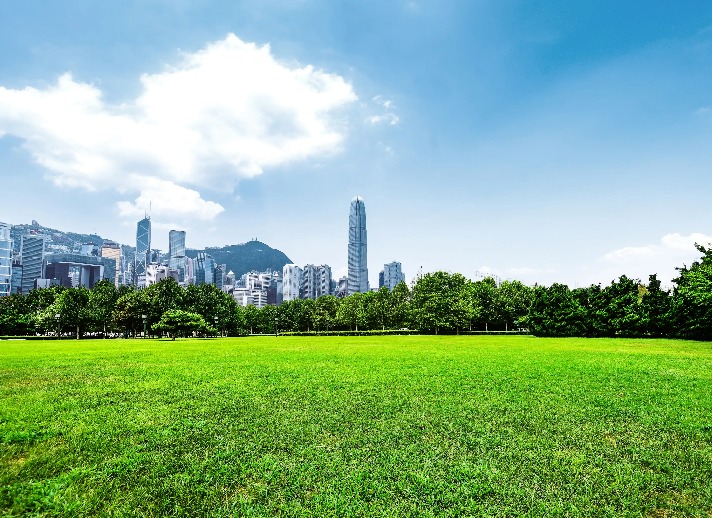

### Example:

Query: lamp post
xmin=214 ymin=316 xmax=219 ymax=337
xmin=274 ymin=316 xmax=278 ymax=337
xmin=55 ymin=313 xmax=60 ymax=339
xmin=142 ymin=314 xmax=147 ymax=338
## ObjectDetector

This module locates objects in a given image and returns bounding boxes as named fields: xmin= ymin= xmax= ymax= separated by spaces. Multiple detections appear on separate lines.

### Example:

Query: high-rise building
xmin=283 ymin=264 xmax=302 ymax=302
xmin=194 ymin=252 xmax=215 ymax=286
xmin=101 ymin=240 xmax=121 ymax=287
xmin=380 ymin=261 xmax=405 ymax=291
xmin=301 ymin=264 xmax=318 ymax=299
xmin=20 ymin=234 xmax=45 ymax=294
xmin=0 ymin=223 xmax=11 ymax=297
xmin=348 ymin=196 xmax=368 ymax=295
xmin=317 ymin=265 xmax=332 ymax=298
xmin=135 ymin=216 xmax=151 ymax=287
xmin=168 ymin=230 xmax=187 ymax=281
xmin=11 ymin=256 xmax=22 ymax=295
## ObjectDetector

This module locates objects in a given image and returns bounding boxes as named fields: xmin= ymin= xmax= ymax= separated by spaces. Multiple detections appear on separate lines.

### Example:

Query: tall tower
xmin=348 ymin=196 xmax=368 ymax=295
xmin=135 ymin=216 xmax=151 ymax=287
xmin=168 ymin=230 xmax=187 ymax=281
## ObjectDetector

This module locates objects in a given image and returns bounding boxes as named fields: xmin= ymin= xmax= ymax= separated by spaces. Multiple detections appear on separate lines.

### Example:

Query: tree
xmin=411 ymin=272 xmax=472 ymax=334
xmin=495 ymin=280 xmax=533 ymax=331
xmin=54 ymin=287 xmax=91 ymax=339
xmin=113 ymin=290 xmax=148 ymax=337
xmin=153 ymin=309 xmax=209 ymax=340
xmin=337 ymin=293 xmax=362 ymax=331
xmin=143 ymin=278 xmax=184 ymax=331
xmin=469 ymin=278 xmax=497 ymax=331
xmin=87 ymin=279 xmax=118 ymax=335
xmin=390 ymin=281 xmax=412 ymax=329
xmin=671 ymin=244 xmax=712 ymax=340
xmin=525 ymin=283 xmax=587 ymax=337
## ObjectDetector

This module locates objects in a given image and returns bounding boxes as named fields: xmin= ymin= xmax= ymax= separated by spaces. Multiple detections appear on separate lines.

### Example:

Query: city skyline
xmin=2 ymin=2 xmax=712 ymax=288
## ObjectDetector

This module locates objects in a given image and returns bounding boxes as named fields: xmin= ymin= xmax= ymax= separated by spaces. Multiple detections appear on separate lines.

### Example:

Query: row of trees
xmin=0 ymin=274 xmax=533 ymax=338
xmin=526 ymin=244 xmax=712 ymax=340
xmin=1 ymin=244 xmax=711 ymax=339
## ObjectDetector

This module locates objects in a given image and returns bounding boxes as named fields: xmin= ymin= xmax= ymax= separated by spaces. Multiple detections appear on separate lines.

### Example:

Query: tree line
xmin=1 ymin=244 xmax=711 ymax=339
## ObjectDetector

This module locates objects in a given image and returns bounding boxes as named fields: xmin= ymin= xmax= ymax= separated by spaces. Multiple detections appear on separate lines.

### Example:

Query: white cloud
xmin=117 ymin=177 xmax=224 ymax=220
xmin=603 ymin=232 xmax=712 ymax=284
xmin=0 ymin=33 xmax=357 ymax=219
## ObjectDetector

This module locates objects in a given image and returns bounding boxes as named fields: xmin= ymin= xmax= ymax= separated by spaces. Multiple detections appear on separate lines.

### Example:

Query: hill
xmin=187 ymin=240 xmax=293 ymax=278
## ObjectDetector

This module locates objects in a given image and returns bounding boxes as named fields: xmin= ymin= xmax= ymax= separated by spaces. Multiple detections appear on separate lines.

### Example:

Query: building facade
xmin=0 ymin=223 xmax=11 ymax=297
xmin=380 ymin=261 xmax=406 ymax=290
xmin=20 ymin=234 xmax=45 ymax=294
xmin=347 ymin=196 xmax=369 ymax=295
xmin=101 ymin=240 xmax=121 ymax=287
xmin=282 ymin=264 xmax=302 ymax=302
xmin=135 ymin=217 xmax=151 ymax=288
xmin=168 ymin=230 xmax=187 ymax=282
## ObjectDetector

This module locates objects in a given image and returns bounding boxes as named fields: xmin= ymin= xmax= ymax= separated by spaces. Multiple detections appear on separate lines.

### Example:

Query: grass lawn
xmin=1 ymin=335 xmax=711 ymax=516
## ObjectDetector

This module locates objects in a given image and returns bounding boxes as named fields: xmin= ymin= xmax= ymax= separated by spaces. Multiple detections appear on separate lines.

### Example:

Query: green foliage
xmin=670 ymin=244 xmax=712 ymax=340
xmin=153 ymin=309 xmax=209 ymax=339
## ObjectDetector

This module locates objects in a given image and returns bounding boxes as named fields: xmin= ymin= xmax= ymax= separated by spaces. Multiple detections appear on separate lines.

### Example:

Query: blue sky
xmin=1 ymin=0 xmax=711 ymax=287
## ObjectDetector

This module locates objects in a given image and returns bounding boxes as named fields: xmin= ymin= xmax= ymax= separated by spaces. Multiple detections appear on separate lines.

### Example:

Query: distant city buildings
xmin=380 ymin=261 xmax=405 ymax=290
xmin=0 ymin=223 xmax=11 ymax=297
xmin=348 ymin=196 xmax=368 ymax=295
xmin=168 ymin=230 xmax=187 ymax=282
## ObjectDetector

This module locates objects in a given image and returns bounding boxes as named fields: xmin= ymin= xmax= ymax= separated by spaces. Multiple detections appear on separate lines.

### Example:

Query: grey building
xmin=380 ymin=261 xmax=405 ymax=291
xmin=44 ymin=253 xmax=104 ymax=289
xmin=348 ymin=196 xmax=369 ymax=295
xmin=168 ymin=230 xmax=187 ymax=281
xmin=20 ymin=234 xmax=45 ymax=294
xmin=0 ymin=223 xmax=11 ymax=297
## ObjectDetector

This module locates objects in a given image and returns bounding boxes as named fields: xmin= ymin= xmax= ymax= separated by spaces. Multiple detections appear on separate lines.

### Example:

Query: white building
xmin=146 ymin=264 xmax=180 ymax=286
xmin=283 ymin=264 xmax=302 ymax=302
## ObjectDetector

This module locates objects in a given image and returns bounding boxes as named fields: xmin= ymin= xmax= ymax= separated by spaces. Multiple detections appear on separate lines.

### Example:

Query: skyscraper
xmin=135 ymin=216 xmax=151 ymax=287
xmin=20 ymin=234 xmax=45 ymax=294
xmin=380 ymin=261 xmax=405 ymax=291
xmin=348 ymin=196 xmax=368 ymax=295
xmin=168 ymin=230 xmax=187 ymax=281
xmin=0 ymin=223 xmax=12 ymax=297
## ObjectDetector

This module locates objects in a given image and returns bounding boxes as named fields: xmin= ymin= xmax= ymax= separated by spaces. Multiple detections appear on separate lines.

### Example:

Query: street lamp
xmin=142 ymin=314 xmax=147 ymax=338
xmin=214 ymin=316 xmax=219 ymax=337
xmin=55 ymin=313 xmax=60 ymax=339
xmin=274 ymin=316 xmax=278 ymax=337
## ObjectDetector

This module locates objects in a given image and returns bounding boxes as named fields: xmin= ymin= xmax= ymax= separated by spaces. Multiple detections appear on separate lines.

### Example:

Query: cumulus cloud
xmin=0 ymin=33 xmax=357 ymax=220
xmin=603 ymin=232 xmax=712 ymax=284
xmin=117 ymin=177 xmax=225 ymax=220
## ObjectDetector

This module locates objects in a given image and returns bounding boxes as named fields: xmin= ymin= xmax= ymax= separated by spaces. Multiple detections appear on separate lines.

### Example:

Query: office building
xmin=301 ymin=264 xmax=318 ymax=299
xmin=20 ymin=234 xmax=45 ymax=294
xmin=168 ymin=230 xmax=187 ymax=281
xmin=380 ymin=261 xmax=406 ymax=290
xmin=194 ymin=252 xmax=215 ymax=286
xmin=135 ymin=216 xmax=151 ymax=287
xmin=282 ymin=264 xmax=302 ymax=302
xmin=44 ymin=253 xmax=104 ymax=289
xmin=101 ymin=240 xmax=121 ymax=287
xmin=348 ymin=196 xmax=369 ymax=294
xmin=317 ymin=265 xmax=332 ymax=298
xmin=0 ymin=223 xmax=11 ymax=297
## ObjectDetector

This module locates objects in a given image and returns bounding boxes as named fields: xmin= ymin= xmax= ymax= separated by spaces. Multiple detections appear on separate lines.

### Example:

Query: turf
xmin=1 ymin=336 xmax=711 ymax=516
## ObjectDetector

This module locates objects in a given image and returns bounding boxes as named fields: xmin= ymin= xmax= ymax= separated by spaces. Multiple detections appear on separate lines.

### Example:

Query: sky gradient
xmin=1 ymin=1 xmax=711 ymax=288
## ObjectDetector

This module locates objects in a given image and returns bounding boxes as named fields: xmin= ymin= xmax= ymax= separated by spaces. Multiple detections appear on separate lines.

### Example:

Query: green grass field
xmin=1 ymin=336 xmax=711 ymax=516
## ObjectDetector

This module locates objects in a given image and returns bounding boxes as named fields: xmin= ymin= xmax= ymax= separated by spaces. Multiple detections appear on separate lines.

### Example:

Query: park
xmin=2 ymin=335 xmax=710 ymax=515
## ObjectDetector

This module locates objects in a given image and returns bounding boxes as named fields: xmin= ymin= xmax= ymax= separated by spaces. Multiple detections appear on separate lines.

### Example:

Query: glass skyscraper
xmin=168 ymin=230 xmax=186 ymax=281
xmin=347 ymin=196 xmax=369 ymax=295
xmin=135 ymin=216 xmax=151 ymax=287
xmin=20 ymin=234 xmax=45 ymax=294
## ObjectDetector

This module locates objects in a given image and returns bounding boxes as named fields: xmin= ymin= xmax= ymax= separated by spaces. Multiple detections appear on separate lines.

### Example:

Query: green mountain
xmin=187 ymin=240 xmax=293 ymax=278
